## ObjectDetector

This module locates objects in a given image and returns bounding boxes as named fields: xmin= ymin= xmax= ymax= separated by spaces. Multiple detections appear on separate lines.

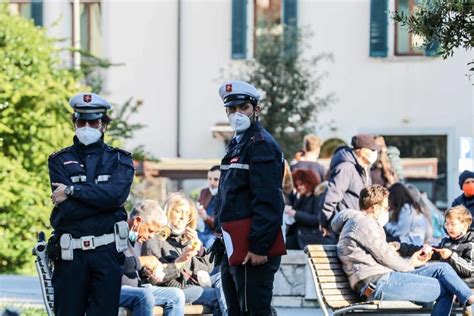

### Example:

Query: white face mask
xmin=377 ymin=210 xmax=389 ymax=227
xmin=169 ymin=223 xmax=186 ymax=236
xmin=366 ymin=150 xmax=378 ymax=165
xmin=76 ymin=126 xmax=102 ymax=146
xmin=228 ymin=112 xmax=251 ymax=133
xmin=209 ymin=187 xmax=218 ymax=196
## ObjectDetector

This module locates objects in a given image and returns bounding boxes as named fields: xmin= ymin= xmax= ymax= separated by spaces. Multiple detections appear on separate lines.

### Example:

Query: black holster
xmin=46 ymin=232 xmax=61 ymax=262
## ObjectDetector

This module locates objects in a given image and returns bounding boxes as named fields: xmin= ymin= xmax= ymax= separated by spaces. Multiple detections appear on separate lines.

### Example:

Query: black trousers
xmin=221 ymin=255 xmax=281 ymax=316
xmin=52 ymin=245 xmax=124 ymax=316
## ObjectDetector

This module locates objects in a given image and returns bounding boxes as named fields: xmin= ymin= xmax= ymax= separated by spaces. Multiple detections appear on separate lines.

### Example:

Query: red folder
xmin=221 ymin=217 xmax=287 ymax=266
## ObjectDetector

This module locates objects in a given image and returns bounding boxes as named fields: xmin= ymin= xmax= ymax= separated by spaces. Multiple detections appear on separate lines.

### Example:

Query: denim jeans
xmin=183 ymin=272 xmax=227 ymax=316
xmin=120 ymin=285 xmax=185 ymax=316
xmin=369 ymin=262 xmax=472 ymax=316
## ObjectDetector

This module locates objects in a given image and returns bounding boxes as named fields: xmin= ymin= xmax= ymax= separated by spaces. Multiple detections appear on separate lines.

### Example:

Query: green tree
xmin=0 ymin=6 xmax=84 ymax=272
xmin=227 ymin=27 xmax=335 ymax=157
xmin=393 ymin=0 xmax=473 ymax=59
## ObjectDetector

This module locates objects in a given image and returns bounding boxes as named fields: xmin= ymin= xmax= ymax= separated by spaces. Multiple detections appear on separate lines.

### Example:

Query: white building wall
xmin=40 ymin=0 xmax=473 ymax=201
xmin=179 ymin=0 xmax=232 ymax=158
xmin=102 ymin=0 xmax=179 ymax=159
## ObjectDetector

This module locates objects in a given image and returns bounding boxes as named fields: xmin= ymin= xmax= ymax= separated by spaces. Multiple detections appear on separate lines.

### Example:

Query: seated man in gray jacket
xmin=332 ymin=185 xmax=474 ymax=315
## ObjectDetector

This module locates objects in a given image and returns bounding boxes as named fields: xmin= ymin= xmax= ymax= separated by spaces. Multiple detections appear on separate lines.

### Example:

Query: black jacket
xmin=452 ymin=195 xmax=474 ymax=229
xmin=48 ymin=137 xmax=134 ymax=237
xmin=142 ymin=235 xmax=213 ymax=289
xmin=320 ymin=146 xmax=371 ymax=228
xmin=400 ymin=231 xmax=474 ymax=282
xmin=215 ymin=121 xmax=285 ymax=256
xmin=287 ymin=193 xmax=336 ymax=248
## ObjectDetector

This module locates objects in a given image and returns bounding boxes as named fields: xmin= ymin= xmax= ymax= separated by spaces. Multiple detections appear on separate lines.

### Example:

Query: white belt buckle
xmin=81 ymin=236 xmax=95 ymax=250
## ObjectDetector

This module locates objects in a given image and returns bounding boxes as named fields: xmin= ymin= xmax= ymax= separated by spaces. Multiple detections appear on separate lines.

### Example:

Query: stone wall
xmin=272 ymin=250 xmax=319 ymax=308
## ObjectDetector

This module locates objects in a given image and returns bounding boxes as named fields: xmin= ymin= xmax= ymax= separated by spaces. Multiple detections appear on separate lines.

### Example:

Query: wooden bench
xmin=304 ymin=244 xmax=465 ymax=315
xmin=119 ymin=304 xmax=213 ymax=315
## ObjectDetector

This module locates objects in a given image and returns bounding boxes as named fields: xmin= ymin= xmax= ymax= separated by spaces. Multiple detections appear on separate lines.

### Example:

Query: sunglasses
xmin=75 ymin=119 xmax=102 ymax=129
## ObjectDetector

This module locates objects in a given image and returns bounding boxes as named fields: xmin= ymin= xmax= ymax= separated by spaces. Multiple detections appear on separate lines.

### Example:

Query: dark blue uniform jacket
xmin=216 ymin=122 xmax=285 ymax=256
xmin=48 ymin=137 xmax=134 ymax=238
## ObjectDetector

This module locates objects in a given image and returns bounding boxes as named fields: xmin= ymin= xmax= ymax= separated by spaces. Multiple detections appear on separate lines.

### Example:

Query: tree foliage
xmin=0 ymin=6 xmax=84 ymax=272
xmin=226 ymin=27 xmax=335 ymax=157
xmin=393 ymin=0 xmax=473 ymax=59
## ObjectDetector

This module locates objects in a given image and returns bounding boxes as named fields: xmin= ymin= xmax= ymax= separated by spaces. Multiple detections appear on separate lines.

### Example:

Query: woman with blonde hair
xmin=142 ymin=192 xmax=226 ymax=316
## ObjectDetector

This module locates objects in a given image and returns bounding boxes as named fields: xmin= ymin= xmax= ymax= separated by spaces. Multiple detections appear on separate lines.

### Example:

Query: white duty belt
xmin=71 ymin=233 xmax=115 ymax=251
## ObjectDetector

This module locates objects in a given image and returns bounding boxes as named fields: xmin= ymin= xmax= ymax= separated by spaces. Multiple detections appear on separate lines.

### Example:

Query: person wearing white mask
xmin=211 ymin=80 xmax=285 ymax=316
xmin=196 ymin=165 xmax=221 ymax=249
xmin=47 ymin=92 xmax=135 ymax=315
xmin=320 ymin=133 xmax=382 ymax=238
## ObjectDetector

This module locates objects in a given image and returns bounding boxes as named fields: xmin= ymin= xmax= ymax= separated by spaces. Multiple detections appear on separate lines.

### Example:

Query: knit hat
xmin=459 ymin=170 xmax=474 ymax=189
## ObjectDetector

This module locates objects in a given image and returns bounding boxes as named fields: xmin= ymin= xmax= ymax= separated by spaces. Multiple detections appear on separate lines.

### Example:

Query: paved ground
xmin=0 ymin=275 xmax=322 ymax=315
xmin=0 ymin=275 xmax=43 ymax=306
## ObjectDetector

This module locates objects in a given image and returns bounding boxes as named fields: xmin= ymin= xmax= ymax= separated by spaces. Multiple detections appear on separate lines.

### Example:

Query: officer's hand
xmin=242 ymin=251 xmax=267 ymax=266
xmin=139 ymin=255 xmax=160 ymax=272
xmin=52 ymin=183 xmax=68 ymax=205
xmin=207 ymin=237 xmax=225 ymax=265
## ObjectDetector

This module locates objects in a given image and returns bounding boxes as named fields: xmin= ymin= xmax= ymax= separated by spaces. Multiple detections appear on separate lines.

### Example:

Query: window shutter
xmin=425 ymin=39 xmax=439 ymax=57
xmin=31 ymin=0 xmax=43 ymax=26
xmin=283 ymin=0 xmax=298 ymax=57
xmin=369 ymin=0 xmax=388 ymax=57
xmin=231 ymin=0 xmax=247 ymax=59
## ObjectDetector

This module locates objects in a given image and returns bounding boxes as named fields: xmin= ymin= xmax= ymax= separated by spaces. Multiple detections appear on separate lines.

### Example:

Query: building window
xmin=8 ymin=0 xmax=43 ymax=26
xmin=71 ymin=1 xmax=102 ymax=55
xmin=232 ymin=0 xmax=296 ymax=59
xmin=395 ymin=0 xmax=425 ymax=56
xmin=253 ymin=0 xmax=282 ymax=55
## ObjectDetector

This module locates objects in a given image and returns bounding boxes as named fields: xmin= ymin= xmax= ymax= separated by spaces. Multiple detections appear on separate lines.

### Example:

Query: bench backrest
xmin=305 ymin=244 xmax=359 ymax=309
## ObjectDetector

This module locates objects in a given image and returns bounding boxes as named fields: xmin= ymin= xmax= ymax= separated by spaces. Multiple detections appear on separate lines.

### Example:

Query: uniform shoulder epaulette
xmin=48 ymin=146 xmax=72 ymax=160
xmin=251 ymin=131 xmax=266 ymax=143
xmin=109 ymin=146 xmax=132 ymax=156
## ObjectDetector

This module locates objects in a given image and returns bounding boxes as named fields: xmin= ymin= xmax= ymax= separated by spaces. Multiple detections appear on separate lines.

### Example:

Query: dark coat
xmin=287 ymin=193 xmax=336 ymax=248
xmin=215 ymin=122 xmax=285 ymax=256
xmin=452 ymin=194 xmax=474 ymax=229
xmin=320 ymin=146 xmax=371 ymax=228
xmin=142 ymin=235 xmax=213 ymax=289
xmin=48 ymin=137 xmax=134 ymax=237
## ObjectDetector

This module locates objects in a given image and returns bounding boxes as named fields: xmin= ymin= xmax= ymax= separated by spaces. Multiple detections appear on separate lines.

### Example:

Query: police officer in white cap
xmin=47 ymin=92 xmax=134 ymax=316
xmin=212 ymin=80 xmax=285 ymax=315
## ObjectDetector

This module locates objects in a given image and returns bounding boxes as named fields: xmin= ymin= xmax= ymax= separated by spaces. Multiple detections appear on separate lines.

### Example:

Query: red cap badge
xmin=83 ymin=94 xmax=92 ymax=103
xmin=225 ymin=84 xmax=232 ymax=92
